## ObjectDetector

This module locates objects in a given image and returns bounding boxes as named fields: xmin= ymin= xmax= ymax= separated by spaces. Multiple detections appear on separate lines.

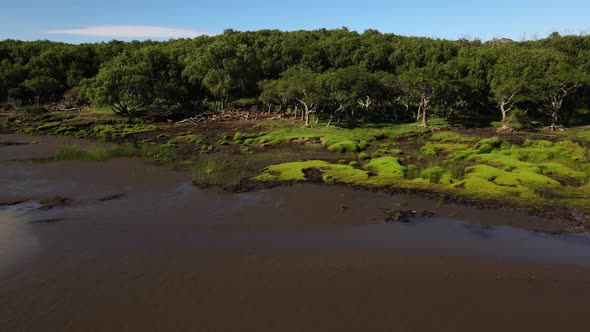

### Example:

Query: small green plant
xmin=349 ymin=161 xmax=360 ymax=167
xmin=420 ymin=166 xmax=445 ymax=183
xmin=475 ymin=137 xmax=505 ymax=153
xmin=217 ymin=140 xmax=230 ymax=146
xmin=358 ymin=152 xmax=370 ymax=160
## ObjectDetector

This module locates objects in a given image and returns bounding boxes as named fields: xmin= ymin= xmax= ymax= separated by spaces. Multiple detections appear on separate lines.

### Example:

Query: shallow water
xmin=0 ymin=202 xmax=41 ymax=273
xmin=2 ymin=134 xmax=590 ymax=332
xmin=3 ymin=186 xmax=589 ymax=270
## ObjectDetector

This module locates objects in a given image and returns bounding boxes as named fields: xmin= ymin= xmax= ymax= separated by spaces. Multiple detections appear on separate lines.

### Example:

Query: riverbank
xmin=2 ymin=108 xmax=589 ymax=230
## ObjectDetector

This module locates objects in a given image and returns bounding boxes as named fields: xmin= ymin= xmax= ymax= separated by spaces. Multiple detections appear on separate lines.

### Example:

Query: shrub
xmin=358 ymin=152 xmax=370 ymax=160
xmin=420 ymin=166 xmax=445 ymax=183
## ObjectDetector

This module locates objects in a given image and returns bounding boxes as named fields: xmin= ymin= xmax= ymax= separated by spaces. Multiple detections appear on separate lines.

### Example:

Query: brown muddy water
xmin=2 ymin=134 xmax=590 ymax=332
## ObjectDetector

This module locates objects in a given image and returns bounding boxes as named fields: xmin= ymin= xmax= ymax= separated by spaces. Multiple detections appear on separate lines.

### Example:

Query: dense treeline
xmin=2 ymin=29 xmax=590 ymax=129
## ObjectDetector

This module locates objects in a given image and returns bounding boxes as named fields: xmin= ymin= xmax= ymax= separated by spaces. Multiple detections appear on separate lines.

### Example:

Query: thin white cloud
xmin=42 ymin=25 xmax=211 ymax=38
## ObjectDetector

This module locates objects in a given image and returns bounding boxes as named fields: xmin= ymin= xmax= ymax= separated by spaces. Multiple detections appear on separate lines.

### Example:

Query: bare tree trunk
xmin=416 ymin=103 xmax=422 ymax=121
xmin=550 ymin=110 xmax=558 ymax=129
xmin=418 ymin=95 xmax=430 ymax=127
xmin=356 ymin=96 xmax=371 ymax=122
xmin=549 ymin=95 xmax=560 ymax=130
xmin=499 ymin=99 xmax=512 ymax=130
xmin=279 ymin=104 xmax=285 ymax=118
xmin=549 ymin=95 xmax=563 ymax=130
xmin=501 ymin=107 xmax=509 ymax=130
xmin=296 ymin=96 xmax=315 ymax=127
xmin=498 ymin=93 xmax=516 ymax=131
xmin=547 ymin=83 xmax=579 ymax=131
xmin=499 ymin=99 xmax=513 ymax=130
xmin=331 ymin=106 xmax=344 ymax=127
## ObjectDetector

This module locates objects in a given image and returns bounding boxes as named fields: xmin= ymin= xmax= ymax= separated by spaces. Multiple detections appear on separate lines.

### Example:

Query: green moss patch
xmin=255 ymin=160 xmax=332 ymax=182
xmin=328 ymin=140 xmax=366 ymax=153
xmin=475 ymin=137 xmax=506 ymax=153
xmin=431 ymin=131 xmax=478 ymax=143
xmin=321 ymin=165 xmax=371 ymax=184
xmin=254 ymin=130 xmax=590 ymax=215
xmin=364 ymin=157 xmax=406 ymax=178
xmin=420 ymin=166 xmax=446 ymax=183
xmin=84 ymin=124 xmax=158 ymax=140
xmin=240 ymin=122 xmax=423 ymax=153
xmin=176 ymin=134 xmax=203 ymax=144
xmin=255 ymin=160 xmax=370 ymax=185
xmin=467 ymin=142 xmax=589 ymax=186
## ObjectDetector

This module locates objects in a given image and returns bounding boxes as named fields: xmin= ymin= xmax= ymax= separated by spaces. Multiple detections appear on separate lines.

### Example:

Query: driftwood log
xmin=178 ymin=111 xmax=280 ymax=125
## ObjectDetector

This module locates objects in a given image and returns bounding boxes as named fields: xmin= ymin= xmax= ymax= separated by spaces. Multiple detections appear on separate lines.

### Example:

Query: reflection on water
xmin=374 ymin=218 xmax=590 ymax=266
xmin=195 ymin=216 xmax=590 ymax=267
xmin=0 ymin=203 xmax=41 ymax=272
xmin=175 ymin=180 xmax=198 ymax=194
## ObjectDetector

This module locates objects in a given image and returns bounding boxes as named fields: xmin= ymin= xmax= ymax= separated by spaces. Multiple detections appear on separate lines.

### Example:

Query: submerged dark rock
xmin=0 ymin=199 xmax=28 ymax=207
xmin=31 ymin=218 xmax=64 ymax=224
xmin=38 ymin=196 xmax=72 ymax=210
xmin=382 ymin=209 xmax=434 ymax=223
xmin=420 ymin=210 xmax=435 ymax=217
xmin=98 ymin=194 xmax=126 ymax=202
xmin=382 ymin=209 xmax=414 ymax=222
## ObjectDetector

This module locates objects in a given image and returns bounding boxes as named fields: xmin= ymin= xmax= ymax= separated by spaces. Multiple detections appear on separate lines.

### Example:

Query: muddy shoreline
xmin=1 ymin=132 xmax=587 ymax=234
xmin=240 ymin=178 xmax=587 ymax=233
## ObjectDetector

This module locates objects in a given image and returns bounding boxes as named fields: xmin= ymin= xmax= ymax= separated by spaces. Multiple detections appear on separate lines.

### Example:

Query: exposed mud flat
xmin=2 ymin=134 xmax=590 ymax=332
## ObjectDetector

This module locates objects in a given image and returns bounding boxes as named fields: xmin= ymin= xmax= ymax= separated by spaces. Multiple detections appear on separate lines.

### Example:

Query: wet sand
xmin=1 ymin=135 xmax=590 ymax=331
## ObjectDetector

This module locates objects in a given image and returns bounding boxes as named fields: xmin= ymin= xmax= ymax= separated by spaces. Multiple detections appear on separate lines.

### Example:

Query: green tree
xmin=399 ymin=63 xmax=449 ymax=127
xmin=276 ymin=66 xmax=324 ymax=126
xmin=488 ymin=46 xmax=546 ymax=130
xmin=0 ymin=59 xmax=26 ymax=101
xmin=85 ymin=46 xmax=198 ymax=117
xmin=541 ymin=50 xmax=587 ymax=129
xmin=258 ymin=79 xmax=289 ymax=114
xmin=85 ymin=52 xmax=153 ymax=115
xmin=320 ymin=66 xmax=382 ymax=125
xmin=21 ymin=75 xmax=62 ymax=104
xmin=183 ymin=33 xmax=261 ymax=110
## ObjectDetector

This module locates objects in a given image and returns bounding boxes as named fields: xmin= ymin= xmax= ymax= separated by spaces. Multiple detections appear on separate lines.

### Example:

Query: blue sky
xmin=1 ymin=0 xmax=589 ymax=43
